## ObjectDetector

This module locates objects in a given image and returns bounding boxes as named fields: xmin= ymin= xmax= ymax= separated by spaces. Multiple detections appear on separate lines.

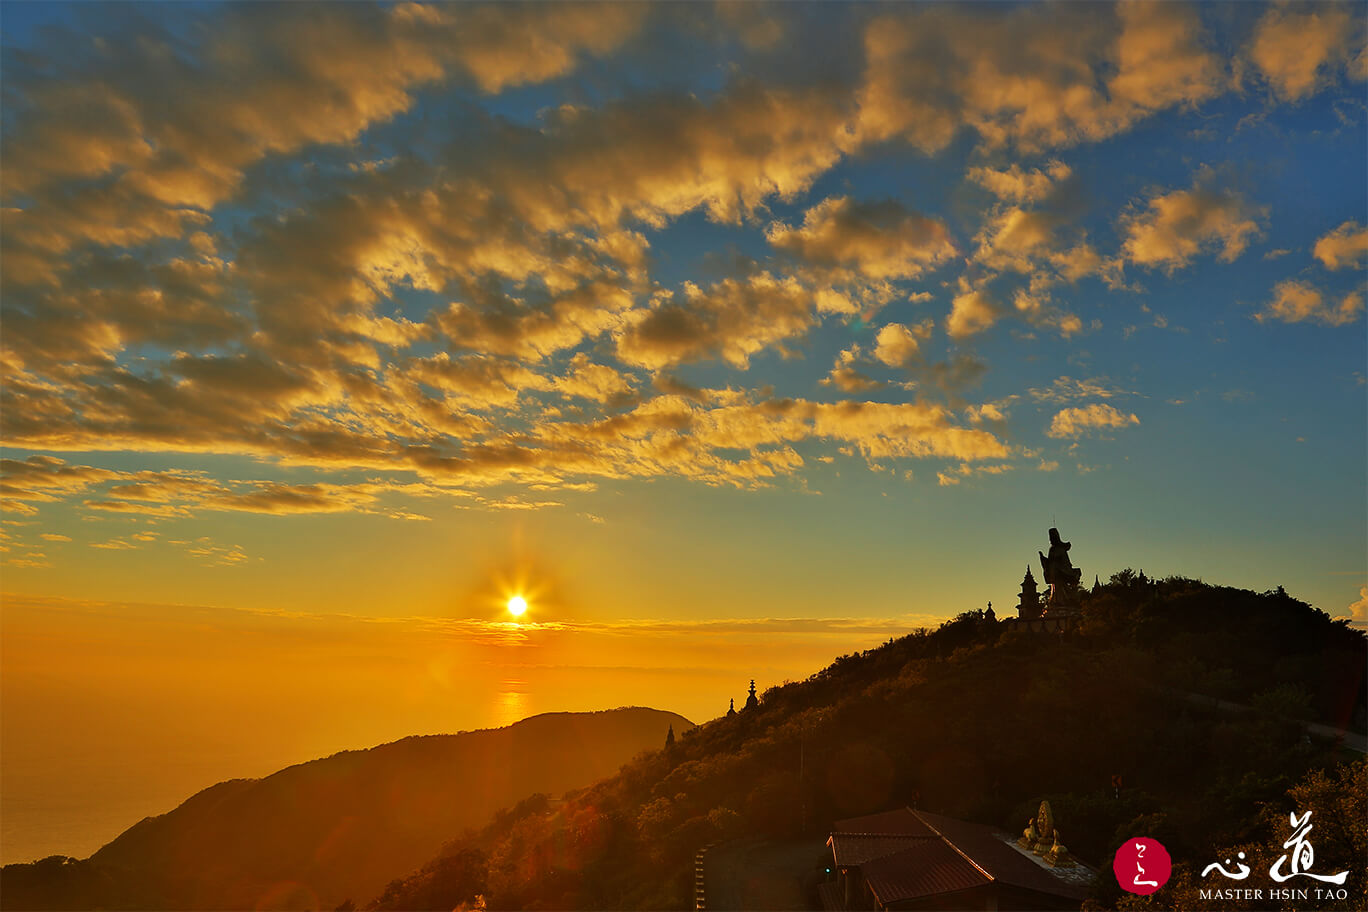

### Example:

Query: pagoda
xmin=1017 ymin=567 xmax=1042 ymax=620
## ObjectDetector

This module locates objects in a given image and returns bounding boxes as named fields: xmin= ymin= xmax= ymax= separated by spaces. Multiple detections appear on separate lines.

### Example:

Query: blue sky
xmin=2 ymin=2 xmax=1364 ymax=623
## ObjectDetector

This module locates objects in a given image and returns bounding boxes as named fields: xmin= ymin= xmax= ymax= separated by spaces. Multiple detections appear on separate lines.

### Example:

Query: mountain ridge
xmin=3 ymin=707 xmax=693 ymax=911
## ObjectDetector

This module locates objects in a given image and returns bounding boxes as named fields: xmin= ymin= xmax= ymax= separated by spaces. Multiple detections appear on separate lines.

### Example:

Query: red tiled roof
xmin=828 ymin=834 xmax=932 ymax=867
xmin=912 ymin=810 xmax=1091 ymax=902
xmin=817 ymin=880 xmax=848 ymax=911
xmin=831 ymin=807 xmax=936 ymax=837
xmin=861 ymin=840 xmax=991 ymax=904
xmin=825 ymin=807 xmax=1092 ymax=906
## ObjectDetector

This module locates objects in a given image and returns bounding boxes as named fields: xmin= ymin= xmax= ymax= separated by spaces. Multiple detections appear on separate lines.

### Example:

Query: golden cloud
xmin=857 ymin=2 xmax=1226 ymax=154
xmin=872 ymin=320 xmax=934 ymax=368
xmin=615 ymin=273 xmax=815 ymax=370
xmin=1255 ymin=280 xmax=1364 ymax=327
xmin=1249 ymin=3 xmax=1365 ymax=101
xmin=767 ymin=196 xmax=956 ymax=281
xmin=946 ymin=284 xmax=1000 ymax=339
xmin=1120 ymin=172 xmax=1265 ymax=271
xmin=1046 ymin=403 xmax=1140 ymax=438
xmin=1313 ymin=221 xmax=1368 ymax=271
xmin=967 ymin=161 xmax=1072 ymax=203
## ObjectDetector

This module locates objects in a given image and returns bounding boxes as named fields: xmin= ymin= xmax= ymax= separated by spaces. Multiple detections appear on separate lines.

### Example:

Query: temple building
xmin=1017 ymin=568 xmax=1041 ymax=620
xmin=725 ymin=680 xmax=759 ymax=717
xmin=820 ymin=804 xmax=1092 ymax=911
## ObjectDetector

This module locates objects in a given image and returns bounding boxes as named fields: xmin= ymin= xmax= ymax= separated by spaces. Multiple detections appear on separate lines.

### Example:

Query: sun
xmin=506 ymin=595 xmax=528 ymax=617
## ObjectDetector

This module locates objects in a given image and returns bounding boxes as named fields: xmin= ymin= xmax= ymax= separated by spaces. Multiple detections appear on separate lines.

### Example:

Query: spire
xmin=744 ymin=679 xmax=759 ymax=711
xmin=1018 ymin=566 xmax=1042 ymax=620
xmin=664 ymin=724 xmax=675 ymax=749
xmin=727 ymin=697 xmax=736 ymax=717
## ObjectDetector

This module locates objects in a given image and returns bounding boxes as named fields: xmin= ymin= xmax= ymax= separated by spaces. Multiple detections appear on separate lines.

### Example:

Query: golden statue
xmin=1031 ymin=800 xmax=1056 ymax=855
xmin=1044 ymin=829 xmax=1076 ymax=867
xmin=1018 ymin=816 xmax=1039 ymax=849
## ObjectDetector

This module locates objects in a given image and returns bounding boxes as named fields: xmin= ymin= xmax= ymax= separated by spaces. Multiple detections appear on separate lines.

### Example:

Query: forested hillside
xmin=372 ymin=574 xmax=1366 ymax=911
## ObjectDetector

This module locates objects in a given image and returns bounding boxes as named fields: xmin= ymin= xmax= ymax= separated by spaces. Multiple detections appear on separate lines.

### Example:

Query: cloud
xmin=968 ymin=197 xmax=1124 ymax=296
xmin=203 ymin=483 xmax=380 ymax=516
xmin=972 ymin=207 xmax=1059 ymax=274
xmin=857 ymin=2 xmax=1227 ymax=154
xmin=1312 ymin=221 xmax=1368 ymax=271
xmin=767 ymin=196 xmax=956 ymax=281
xmin=1255 ymin=280 xmax=1364 ymax=327
xmin=1029 ymin=376 xmax=1132 ymax=403
xmin=172 ymin=537 xmax=249 ymax=566
xmin=1120 ymin=171 xmax=1266 ymax=271
xmin=2 ymin=3 xmax=647 ymax=214
xmin=967 ymin=161 xmax=1072 ymax=203
xmin=1 ymin=456 xmax=121 ymax=502
xmin=1248 ymin=3 xmax=1366 ymax=101
xmin=872 ymin=320 xmax=933 ymax=368
xmin=552 ymin=354 xmax=637 ymax=403
xmin=1340 ymin=585 xmax=1368 ymax=621
xmin=1047 ymin=403 xmax=1140 ymax=438
xmin=935 ymin=462 xmax=1014 ymax=487
xmin=91 ymin=539 xmax=138 ymax=551
xmin=1012 ymin=290 xmax=1085 ymax=338
xmin=40 ymin=533 xmax=72 ymax=542
xmin=820 ymin=346 xmax=884 ymax=393
xmin=946 ymin=284 xmax=1000 ymax=339
xmin=615 ymin=273 xmax=815 ymax=370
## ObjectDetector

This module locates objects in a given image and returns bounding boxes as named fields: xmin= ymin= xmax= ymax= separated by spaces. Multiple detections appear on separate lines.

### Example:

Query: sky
xmin=2 ymin=0 xmax=1367 ymax=865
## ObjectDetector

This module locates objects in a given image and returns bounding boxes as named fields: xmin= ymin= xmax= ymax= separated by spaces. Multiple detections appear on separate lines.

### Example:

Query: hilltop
xmin=370 ymin=574 xmax=1366 ymax=911
xmin=0 ymin=707 xmax=692 ymax=911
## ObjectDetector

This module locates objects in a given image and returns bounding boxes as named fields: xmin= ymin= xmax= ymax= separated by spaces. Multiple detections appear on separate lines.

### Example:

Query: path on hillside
xmin=703 ymin=837 xmax=830 ymax=911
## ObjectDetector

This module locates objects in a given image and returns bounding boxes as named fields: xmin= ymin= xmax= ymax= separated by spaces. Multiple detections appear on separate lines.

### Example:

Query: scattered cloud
xmin=1256 ymin=280 xmax=1364 ymax=327
xmin=857 ymin=1 xmax=1227 ymax=154
xmin=1046 ymin=404 xmax=1140 ymax=438
xmin=1120 ymin=170 xmax=1266 ymax=271
xmin=1340 ymin=585 xmax=1368 ymax=621
xmin=872 ymin=320 xmax=934 ymax=368
xmin=1248 ymin=3 xmax=1366 ymax=102
xmin=1029 ymin=376 xmax=1133 ymax=403
xmin=1312 ymin=221 xmax=1368 ymax=271
xmin=615 ymin=273 xmax=815 ymax=370
xmin=967 ymin=161 xmax=1072 ymax=204
xmin=935 ymin=462 xmax=1014 ymax=487
xmin=946 ymin=283 xmax=999 ymax=339
xmin=767 ymin=196 xmax=956 ymax=281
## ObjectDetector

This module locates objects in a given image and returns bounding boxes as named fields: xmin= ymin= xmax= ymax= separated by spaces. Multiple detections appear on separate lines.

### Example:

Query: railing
xmin=694 ymin=842 xmax=715 ymax=910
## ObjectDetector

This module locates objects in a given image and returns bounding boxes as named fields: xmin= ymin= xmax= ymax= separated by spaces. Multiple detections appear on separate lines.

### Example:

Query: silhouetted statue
xmin=744 ymin=679 xmax=759 ymax=711
xmin=1038 ymin=527 xmax=1082 ymax=610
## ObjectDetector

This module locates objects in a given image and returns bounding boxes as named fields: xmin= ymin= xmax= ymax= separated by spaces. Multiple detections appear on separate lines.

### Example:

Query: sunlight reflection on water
xmin=494 ymin=680 xmax=529 ymax=728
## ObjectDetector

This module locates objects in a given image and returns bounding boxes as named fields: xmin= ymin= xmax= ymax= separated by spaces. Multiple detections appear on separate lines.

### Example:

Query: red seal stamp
xmin=1114 ymin=837 xmax=1171 ymax=895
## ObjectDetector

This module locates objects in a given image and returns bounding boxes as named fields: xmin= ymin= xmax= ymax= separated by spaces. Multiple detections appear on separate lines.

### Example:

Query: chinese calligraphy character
xmin=1133 ymin=842 xmax=1159 ymax=888
xmin=1202 ymin=851 xmax=1251 ymax=880
xmin=1269 ymin=811 xmax=1349 ymax=885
